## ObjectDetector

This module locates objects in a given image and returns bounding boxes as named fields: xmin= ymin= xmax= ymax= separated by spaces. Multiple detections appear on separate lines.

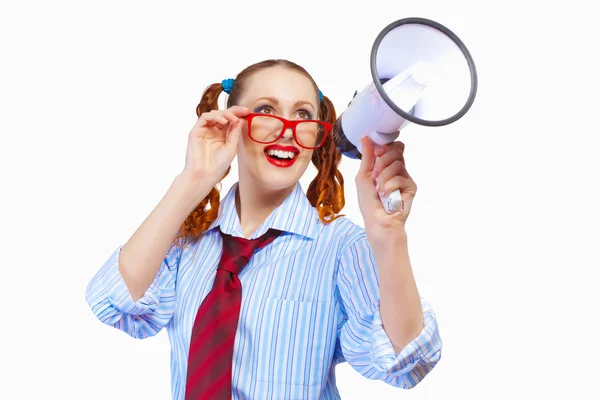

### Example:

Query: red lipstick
xmin=264 ymin=144 xmax=300 ymax=168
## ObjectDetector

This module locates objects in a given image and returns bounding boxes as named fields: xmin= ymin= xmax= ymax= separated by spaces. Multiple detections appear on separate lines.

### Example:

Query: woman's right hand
xmin=181 ymin=106 xmax=251 ymax=184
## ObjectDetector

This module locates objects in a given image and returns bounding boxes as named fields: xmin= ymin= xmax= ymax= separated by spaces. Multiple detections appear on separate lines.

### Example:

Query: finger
xmin=376 ymin=159 xmax=407 ymax=190
xmin=225 ymin=119 xmax=244 ymax=149
xmin=373 ymin=143 xmax=389 ymax=157
xmin=199 ymin=113 xmax=229 ymax=127
xmin=379 ymin=175 xmax=411 ymax=198
xmin=383 ymin=140 xmax=405 ymax=152
xmin=358 ymin=136 xmax=376 ymax=175
xmin=373 ymin=147 xmax=405 ymax=177
xmin=374 ymin=141 xmax=405 ymax=157
xmin=220 ymin=111 xmax=240 ymax=125
xmin=227 ymin=105 xmax=252 ymax=117
xmin=205 ymin=119 xmax=229 ymax=128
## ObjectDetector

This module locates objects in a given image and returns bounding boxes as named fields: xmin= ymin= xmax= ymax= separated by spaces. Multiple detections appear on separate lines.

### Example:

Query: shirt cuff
xmin=369 ymin=297 xmax=442 ymax=374
xmin=104 ymin=245 xmax=162 ymax=316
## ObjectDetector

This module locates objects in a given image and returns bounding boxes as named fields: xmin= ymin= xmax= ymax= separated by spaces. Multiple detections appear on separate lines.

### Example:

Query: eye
xmin=256 ymin=105 xmax=274 ymax=114
xmin=297 ymin=109 xmax=312 ymax=119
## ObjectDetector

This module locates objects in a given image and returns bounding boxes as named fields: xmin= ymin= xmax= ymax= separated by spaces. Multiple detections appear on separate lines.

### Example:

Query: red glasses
xmin=244 ymin=113 xmax=332 ymax=149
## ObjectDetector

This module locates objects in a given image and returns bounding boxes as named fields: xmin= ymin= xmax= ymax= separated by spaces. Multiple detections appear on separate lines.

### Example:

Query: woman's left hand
xmin=355 ymin=136 xmax=417 ymax=232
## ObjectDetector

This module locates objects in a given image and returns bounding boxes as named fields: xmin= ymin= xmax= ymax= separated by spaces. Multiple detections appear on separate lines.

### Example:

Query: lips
xmin=264 ymin=144 xmax=300 ymax=156
xmin=264 ymin=144 xmax=300 ymax=168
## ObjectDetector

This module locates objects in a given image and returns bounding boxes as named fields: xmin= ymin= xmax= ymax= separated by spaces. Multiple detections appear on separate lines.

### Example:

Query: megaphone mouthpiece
xmin=410 ymin=61 xmax=434 ymax=85
xmin=382 ymin=61 xmax=432 ymax=115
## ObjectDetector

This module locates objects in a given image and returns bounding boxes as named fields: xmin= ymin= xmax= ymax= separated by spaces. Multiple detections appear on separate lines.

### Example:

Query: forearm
xmin=119 ymin=173 xmax=213 ymax=301
xmin=366 ymin=228 xmax=424 ymax=354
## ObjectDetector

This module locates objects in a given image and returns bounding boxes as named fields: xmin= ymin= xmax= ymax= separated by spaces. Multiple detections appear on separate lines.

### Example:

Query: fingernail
xmin=376 ymin=183 xmax=379 ymax=191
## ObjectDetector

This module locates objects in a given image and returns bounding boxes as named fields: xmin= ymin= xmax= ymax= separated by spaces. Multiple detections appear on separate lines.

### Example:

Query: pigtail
xmin=196 ymin=83 xmax=224 ymax=115
xmin=306 ymin=95 xmax=345 ymax=223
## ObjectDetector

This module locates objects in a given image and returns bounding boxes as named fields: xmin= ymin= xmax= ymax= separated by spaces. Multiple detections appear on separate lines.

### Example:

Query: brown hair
xmin=173 ymin=59 xmax=345 ymax=248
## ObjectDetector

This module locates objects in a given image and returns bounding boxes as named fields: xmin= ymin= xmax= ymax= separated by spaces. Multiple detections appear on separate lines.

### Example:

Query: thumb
xmin=358 ymin=136 xmax=376 ymax=175
xmin=225 ymin=119 xmax=243 ymax=150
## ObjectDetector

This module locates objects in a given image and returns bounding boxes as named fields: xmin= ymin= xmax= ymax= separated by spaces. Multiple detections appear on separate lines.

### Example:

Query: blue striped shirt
xmin=85 ymin=181 xmax=442 ymax=399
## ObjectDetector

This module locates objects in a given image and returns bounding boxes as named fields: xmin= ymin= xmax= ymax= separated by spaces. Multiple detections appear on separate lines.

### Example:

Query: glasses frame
xmin=244 ymin=113 xmax=333 ymax=150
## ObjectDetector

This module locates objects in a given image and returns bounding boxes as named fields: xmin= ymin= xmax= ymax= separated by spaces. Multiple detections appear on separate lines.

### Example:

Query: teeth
xmin=267 ymin=149 xmax=296 ymax=159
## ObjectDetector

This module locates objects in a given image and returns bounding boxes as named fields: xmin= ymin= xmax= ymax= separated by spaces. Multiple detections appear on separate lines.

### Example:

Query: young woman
xmin=85 ymin=59 xmax=442 ymax=400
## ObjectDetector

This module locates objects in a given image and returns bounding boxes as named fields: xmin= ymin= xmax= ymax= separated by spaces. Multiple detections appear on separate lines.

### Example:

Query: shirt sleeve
xmin=85 ymin=241 xmax=182 ymax=339
xmin=335 ymin=232 xmax=442 ymax=389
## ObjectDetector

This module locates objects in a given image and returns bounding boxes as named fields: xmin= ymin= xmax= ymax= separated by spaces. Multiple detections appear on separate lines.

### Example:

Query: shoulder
xmin=317 ymin=214 xmax=368 ymax=256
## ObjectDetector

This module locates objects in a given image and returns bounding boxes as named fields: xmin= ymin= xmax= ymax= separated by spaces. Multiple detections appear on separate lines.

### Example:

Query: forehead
xmin=241 ymin=67 xmax=317 ymax=104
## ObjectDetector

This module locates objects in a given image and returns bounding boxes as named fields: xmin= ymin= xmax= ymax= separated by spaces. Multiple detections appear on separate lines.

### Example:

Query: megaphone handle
xmin=379 ymin=189 xmax=404 ymax=213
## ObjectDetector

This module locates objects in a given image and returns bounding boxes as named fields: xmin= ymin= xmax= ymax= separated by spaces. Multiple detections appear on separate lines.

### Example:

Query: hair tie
xmin=318 ymin=89 xmax=323 ymax=102
xmin=222 ymin=78 xmax=234 ymax=94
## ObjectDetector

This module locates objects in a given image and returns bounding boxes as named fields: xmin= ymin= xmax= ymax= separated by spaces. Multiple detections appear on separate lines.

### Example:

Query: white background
xmin=1 ymin=0 xmax=599 ymax=399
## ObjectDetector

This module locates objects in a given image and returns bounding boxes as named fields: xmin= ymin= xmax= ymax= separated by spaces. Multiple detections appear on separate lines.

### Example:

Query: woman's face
xmin=235 ymin=67 xmax=319 ymax=192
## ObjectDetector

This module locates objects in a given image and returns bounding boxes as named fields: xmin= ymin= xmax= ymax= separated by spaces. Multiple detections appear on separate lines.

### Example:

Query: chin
xmin=257 ymin=173 xmax=300 ymax=191
xmin=258 ymin=163 xmax=306 ymax=190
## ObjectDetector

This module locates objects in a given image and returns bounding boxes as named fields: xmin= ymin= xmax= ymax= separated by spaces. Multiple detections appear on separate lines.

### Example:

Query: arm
xmin=118 ymin=173 xmax=212 ymax=301
xmin=335 ymin=231 xmax=442 ymax=389
xmin=369 ymin=229 xmax=423 ymax=354
xmin=84 ymin=173 xmax=212 ymax=338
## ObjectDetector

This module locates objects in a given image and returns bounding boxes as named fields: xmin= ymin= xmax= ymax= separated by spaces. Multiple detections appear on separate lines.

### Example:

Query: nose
xmin=282 ymin=128 xmax=293 ymax=140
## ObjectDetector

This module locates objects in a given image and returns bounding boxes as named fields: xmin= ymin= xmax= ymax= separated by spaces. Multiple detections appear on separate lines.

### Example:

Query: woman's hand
xmin=355 ymin=136 xmax=417 ymax=235
xmin=181 ymin=105 xmax=251 ymax=184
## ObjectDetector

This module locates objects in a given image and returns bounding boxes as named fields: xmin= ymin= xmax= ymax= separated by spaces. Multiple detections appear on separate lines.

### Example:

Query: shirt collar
xmin=206 ymin=181 xmax=320 ymax=240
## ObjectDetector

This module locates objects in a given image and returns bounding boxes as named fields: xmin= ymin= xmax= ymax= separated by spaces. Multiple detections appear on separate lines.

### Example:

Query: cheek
xmin=238 ymin=135 xmax=264 ymax=160
xmin=299 ymin=151 xmax=313 ymax=166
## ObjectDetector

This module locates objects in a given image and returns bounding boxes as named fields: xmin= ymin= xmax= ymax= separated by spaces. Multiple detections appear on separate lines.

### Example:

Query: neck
xmin=236 ymin=178 xmax=295 ymax=239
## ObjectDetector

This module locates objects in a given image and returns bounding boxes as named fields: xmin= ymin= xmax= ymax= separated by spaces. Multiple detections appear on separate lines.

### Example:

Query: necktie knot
xmin=218 ymin=229 xmax=281 ymax=275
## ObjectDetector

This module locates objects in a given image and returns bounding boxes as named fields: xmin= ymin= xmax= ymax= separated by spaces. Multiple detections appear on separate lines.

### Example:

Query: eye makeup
xmin=254 ymin=104 xmax=313 ymax=119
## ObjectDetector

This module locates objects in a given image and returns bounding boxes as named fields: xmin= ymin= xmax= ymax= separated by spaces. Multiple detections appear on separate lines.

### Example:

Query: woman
xmin=85 ymin=59 xmax=442 ymax=400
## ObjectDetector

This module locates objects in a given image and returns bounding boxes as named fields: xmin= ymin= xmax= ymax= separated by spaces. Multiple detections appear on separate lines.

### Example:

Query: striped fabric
xmin=85 ymin=181 xmax=442 ymax=400
xmin=185 ymin=228 xmax=282 ymax=398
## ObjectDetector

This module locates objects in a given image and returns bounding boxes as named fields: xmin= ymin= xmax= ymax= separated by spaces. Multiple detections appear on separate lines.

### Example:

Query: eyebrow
xmin=253 ymin=96 xmax=315 ymax=109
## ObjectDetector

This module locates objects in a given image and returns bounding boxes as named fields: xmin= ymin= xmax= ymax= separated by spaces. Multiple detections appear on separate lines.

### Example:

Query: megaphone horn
xmin=333 ymin=17 xmax=478 ymax=213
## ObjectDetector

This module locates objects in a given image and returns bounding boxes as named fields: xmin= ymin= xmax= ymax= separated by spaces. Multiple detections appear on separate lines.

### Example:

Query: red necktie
xmin=184 ymin=228 xmax=282 ymax=399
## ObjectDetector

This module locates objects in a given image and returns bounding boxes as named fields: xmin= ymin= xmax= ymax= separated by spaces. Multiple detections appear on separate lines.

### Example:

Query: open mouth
xmin=264 ymin=147 xmax=300 ymax=168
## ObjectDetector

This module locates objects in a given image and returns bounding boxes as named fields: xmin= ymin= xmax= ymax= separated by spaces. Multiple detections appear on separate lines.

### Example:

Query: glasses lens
xmin=249 ymin=115 xmax=284 ymax=143
xmin=295 ymin=121 xmax=326 ymax=148
xmin=249 ymin=115 xmax=327 ymax=148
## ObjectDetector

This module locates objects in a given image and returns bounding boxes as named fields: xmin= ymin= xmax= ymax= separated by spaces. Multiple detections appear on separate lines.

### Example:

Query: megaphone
xmin=334 ymin=17 xmax=478 ymax=213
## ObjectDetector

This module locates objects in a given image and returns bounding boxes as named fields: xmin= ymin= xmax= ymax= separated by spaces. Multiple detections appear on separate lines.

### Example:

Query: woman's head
xmin=228 ymin=66 xmax=321 ymax=192
xmin=177 ymin=59 xmax=345 ymax=244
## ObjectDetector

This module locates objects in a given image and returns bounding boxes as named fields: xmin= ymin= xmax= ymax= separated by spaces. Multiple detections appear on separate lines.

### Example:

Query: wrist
xmin=172 ymin=173 xmax=215 ymax=211
xmin=365 ymin=225 xmax=407 ymax=246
